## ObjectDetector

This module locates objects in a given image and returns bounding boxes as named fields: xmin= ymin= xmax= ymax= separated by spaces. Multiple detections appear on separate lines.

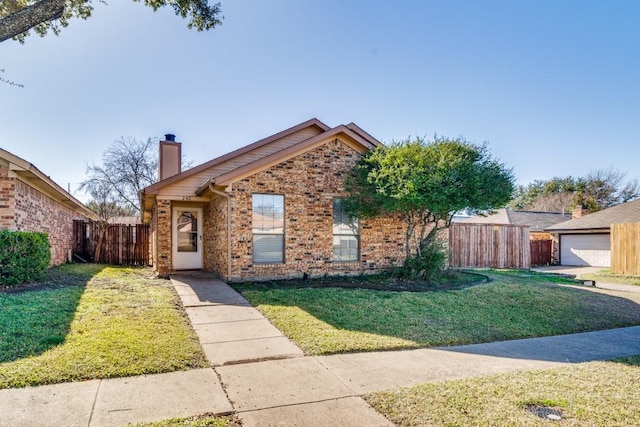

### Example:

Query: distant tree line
xmin=509 ymin=168 xmax=640 ymax=213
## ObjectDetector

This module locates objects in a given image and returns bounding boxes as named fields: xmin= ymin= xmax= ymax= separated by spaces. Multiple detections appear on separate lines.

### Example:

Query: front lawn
xmin=0 ymin=264 xmax=208 ymax=389
xmin=365 ymin=355 xmax=640 ymax=426
xmin=234 ymin=270 xmax=640 ymax=355
xmin=582 ymin=269 xmax=640 ymax=286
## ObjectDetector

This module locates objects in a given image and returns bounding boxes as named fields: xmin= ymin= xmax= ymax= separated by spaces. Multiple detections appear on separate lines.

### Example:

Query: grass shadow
xmin=233 ymin=270 xmax=640 ymax=356
xmin=0 ymin=263 xmax=104 ymax=363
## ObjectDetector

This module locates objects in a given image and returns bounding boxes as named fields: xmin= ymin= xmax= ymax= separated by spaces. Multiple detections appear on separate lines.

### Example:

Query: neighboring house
xmin=545 ymin=200 xmax=640 ymax=267
xmin=458 ymin=208 xmax=571 ymax=240
xmin=139 ymin=118 xmax=406 ymax=281
xmin=0 ymin=148 xmax=95 ymax=266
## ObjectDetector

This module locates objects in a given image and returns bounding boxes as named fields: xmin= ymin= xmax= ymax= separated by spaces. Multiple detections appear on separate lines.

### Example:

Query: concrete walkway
xmin=2 ymin=272 xmax=640 ymax=426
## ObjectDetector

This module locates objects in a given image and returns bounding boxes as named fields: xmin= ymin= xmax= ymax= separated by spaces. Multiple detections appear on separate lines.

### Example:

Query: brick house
xmin=0 ymin=148 xmax=95 ymax=265
xmin=140 ymin=118 xmax=406 ymax=281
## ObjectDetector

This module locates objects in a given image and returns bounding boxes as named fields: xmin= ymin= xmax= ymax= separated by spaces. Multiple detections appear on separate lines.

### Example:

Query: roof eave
xmin=142 ymin=118 xmax=331 ymax=194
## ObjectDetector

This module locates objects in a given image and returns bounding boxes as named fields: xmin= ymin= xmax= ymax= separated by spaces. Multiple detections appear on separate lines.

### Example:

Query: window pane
xmin=333 ymin=235 xmax=359 ymax=262
xmin=333 ymin=198 xmax=358 ymax=235
xmin=252 ymin=194 xmax=284 ymax=263
xmin=177 ymin=211 xmax=197 ymax=252
xmin=253 ymin=194 xmax=284 ymax=234
xmin=333 ymin=198 xmax=359 ymax=261
xmin=253 ymin=235 xmax=284 ymax=263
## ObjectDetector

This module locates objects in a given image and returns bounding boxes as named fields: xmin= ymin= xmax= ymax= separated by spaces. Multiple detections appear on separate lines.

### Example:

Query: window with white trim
xmin=252 ymin=194 xmax=284 ymax=263
xmin=333 ymin=198 xmax=359 ymax=262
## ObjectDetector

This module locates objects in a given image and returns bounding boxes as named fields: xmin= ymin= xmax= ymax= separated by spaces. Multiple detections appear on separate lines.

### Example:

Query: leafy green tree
xmin=0 ymin=0 xmax=222 ymax=43
xmin=344 ymin=136 xmax=514 ymax=278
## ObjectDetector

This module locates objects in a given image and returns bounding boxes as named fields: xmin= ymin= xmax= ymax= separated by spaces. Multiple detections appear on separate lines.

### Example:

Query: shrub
xmin=398 ymin=234 xmax=447 ymax=281
xmin=0 ymin=230 xmax=51 ymax=286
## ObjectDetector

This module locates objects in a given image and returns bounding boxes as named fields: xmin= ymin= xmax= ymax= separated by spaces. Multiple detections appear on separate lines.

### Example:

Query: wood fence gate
xmin=530 ymin=239 xmax=552 ymax=266
xmin=73 ymin=220 xmax=150 ymax=266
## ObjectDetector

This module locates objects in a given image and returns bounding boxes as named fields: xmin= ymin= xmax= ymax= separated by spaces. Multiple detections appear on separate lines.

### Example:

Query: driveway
xmin=532 ymin=265 xmax=602 ymax=278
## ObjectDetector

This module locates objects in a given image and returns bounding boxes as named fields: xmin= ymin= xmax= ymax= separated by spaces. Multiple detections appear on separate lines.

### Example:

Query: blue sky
xmin=2 ymin=1 xmax=639 ymax=202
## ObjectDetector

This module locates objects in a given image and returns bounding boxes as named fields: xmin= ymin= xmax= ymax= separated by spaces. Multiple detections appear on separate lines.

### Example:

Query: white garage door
xmin=560 ymin=234 xmax=610 ymax=267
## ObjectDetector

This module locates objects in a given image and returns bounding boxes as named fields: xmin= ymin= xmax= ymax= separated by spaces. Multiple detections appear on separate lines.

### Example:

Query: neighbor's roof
xmin=545 ymin=199 xmax=640 ymax=232
xmin=0 ymin=148 xmax=96 ymax=219
xmin=460 ymin=208 xmax=571 ymax=232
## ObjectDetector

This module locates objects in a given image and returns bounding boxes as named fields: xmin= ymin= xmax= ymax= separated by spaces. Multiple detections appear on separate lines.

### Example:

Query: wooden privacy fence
xmin=611 ymin=222 xmax=640 ymax=275
xmin=73 ymin=220 xmax=150 ymax=266
xmin=530 ymin=239 xmax=552 ymax=266
xmin=449 ymin=223 xmax=531 ymax=269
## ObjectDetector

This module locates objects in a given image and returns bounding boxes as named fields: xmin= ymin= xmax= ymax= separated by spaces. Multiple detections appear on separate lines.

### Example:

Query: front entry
xmin=173 ymin=207 xmax=203 ymax=270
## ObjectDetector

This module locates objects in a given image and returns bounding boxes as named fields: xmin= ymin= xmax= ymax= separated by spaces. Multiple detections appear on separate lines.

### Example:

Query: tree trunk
xmin=0 ymin=0 xmax=66 ymax=43
xmin=94 ymin=222 xmax=107 ymax=262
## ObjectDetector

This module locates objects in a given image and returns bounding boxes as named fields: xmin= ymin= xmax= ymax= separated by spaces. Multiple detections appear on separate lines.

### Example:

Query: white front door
xmin=173 ymin=207 xmax=203 ymax=270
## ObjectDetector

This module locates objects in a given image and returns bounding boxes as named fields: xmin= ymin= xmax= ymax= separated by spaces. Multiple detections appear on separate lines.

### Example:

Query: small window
xmin=333 ymin=198 xmax=359 ymax=261
xmin=252 ymin=194 xmax=284 ymax=263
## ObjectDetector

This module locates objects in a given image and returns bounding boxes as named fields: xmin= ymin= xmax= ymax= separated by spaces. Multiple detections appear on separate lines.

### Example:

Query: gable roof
xmin=0 ymin=148 xmax=95 ymax=219
xmin=196 ymin=124 xmax=379 ymax=193
xmin=459 ymin=208 xmax=571 ymax=232
xmin=143 ymin=118 xmax=331 ymax=195
xmin=545 ymin=199 xmax=640 ymax=232
xmin=140 ymin=119 xmax=381 ymax=215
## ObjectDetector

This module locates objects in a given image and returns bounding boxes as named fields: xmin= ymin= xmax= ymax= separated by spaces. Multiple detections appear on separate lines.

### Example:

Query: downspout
xmin=209 ymin=184 xmax=232 ymax=281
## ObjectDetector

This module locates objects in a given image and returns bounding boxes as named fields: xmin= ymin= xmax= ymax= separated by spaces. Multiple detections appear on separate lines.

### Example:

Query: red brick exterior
xmin=203 ymin=195 xmax=229 ymax=277
xmin=0 ymin=164 xmax=88 ymax=266
xmin=224 ymin=139 xmax=405 ymax=281
xmin=151 ymin=139 xmax=406 ymax=280
xmin=155 ymin=199 xmax=172 ymax=274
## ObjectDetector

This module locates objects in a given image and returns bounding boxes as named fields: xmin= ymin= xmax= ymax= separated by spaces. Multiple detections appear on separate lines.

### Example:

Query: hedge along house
xmin=139 ymin=118 xmax=406 ymax=281
xmin=0 ymin=148 xmax=95 ymax=265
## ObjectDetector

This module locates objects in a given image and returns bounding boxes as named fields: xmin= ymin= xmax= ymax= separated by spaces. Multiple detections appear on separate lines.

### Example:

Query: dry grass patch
xmin=365 ymin=355 xmax=640 ymax=426
xmin=133 ymin=414 xmax=241 ymax=427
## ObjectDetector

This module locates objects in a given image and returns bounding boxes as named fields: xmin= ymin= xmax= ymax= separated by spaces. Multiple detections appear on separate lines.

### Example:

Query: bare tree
xmin=584 ymin=167 xmax=640 ymax=209
xmin=80 ymin=137 xmax=158 ymax=214
xmin=83 ymin=180 xmax=129 ymax=262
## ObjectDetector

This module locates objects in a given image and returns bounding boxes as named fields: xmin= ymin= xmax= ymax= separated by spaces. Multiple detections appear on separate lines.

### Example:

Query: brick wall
xmin=203 ymin=194 xmax=229 ymax=278
xmin=227 ymin=139 xmax=406 ymax=281
xmin=156 ymin=199 xmax=172 ymax=274
xmin=0 ymin=165 xmax=87 ymax=266
xmin=0 ymin=166 xmax=16 ymax=229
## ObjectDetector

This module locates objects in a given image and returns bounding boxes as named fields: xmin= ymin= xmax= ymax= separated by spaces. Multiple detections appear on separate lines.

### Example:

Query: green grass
xmin=583 ymin=269 xmax=640 ymax=286
xmin=365 ymin=355 xmax=640 ymax=426
xmin=234 ymin=270 xmax=640 ymax=355
xmin=133 ymin=414 xmax=241 ymax=427
xmin=0 ymin=264 xmax=208 ymax=389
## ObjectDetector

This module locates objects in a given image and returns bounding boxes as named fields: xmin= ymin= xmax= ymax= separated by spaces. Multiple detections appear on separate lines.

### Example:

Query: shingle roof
xmin=545 ymin=199 xmax=640 ymax=232
xmin=0 ymin=148 xmax=96 ymax=219
xmin=459 ymin=208 xmax=571 ymax=231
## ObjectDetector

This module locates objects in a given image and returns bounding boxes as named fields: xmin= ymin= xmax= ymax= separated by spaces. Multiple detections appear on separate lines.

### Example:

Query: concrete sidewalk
xmin=2 ymin=272 xmax=640 ymax=427
xmin=0 ymin=369 xmax=232 ymax=427
xmin=173 ymin=273 xmax=640 ymax=427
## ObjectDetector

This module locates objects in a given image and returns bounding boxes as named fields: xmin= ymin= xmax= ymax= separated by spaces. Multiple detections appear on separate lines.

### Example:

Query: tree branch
xmin=0 ymin=0 xmax=67 ymax=42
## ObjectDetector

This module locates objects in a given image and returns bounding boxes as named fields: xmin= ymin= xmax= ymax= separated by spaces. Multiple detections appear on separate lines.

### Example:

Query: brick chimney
xmin=159 ymin=134 xmax=181 ymax=181
xmin=572 ymin=205 xmax=589 ymax=219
